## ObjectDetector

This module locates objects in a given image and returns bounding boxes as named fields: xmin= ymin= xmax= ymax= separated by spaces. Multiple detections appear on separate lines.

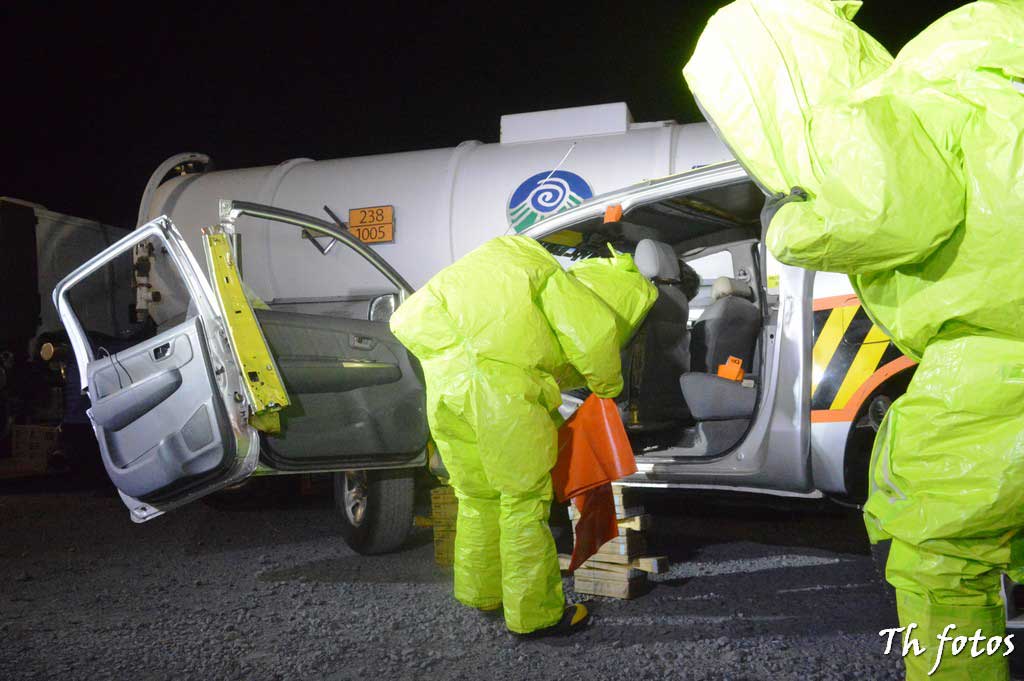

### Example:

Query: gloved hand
xmin=760 ymin=186 xmax=808 ymax=230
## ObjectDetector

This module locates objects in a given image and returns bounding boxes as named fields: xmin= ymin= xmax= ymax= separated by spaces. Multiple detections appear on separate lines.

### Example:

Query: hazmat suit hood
xmin=566 ymin=248 xmax=657 ymax=348
xmin=682 ymin=0 xmax=893 ymax=196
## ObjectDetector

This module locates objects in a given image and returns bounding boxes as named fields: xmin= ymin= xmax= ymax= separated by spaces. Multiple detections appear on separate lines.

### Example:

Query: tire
xmin=334 ymin=468 xmax=415 ymax=554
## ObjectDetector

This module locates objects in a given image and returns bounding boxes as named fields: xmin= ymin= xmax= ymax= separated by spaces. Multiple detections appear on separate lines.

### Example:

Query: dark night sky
xmin=4 ymin=1 xmax=965 ymax=228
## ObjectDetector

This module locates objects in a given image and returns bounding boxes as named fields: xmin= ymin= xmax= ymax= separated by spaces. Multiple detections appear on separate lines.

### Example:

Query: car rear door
xmin=54 ymin=217 xmax=263 ymax=521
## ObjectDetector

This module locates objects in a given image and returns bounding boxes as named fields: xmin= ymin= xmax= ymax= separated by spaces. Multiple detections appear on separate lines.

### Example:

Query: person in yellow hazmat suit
xmin=390 ymin=235 xmax=656 ymax=635
xmin=685 ymin=0 xmax=1024 ymax=678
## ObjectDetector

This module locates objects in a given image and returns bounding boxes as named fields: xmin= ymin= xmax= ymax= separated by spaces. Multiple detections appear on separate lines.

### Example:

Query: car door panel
xmin=89 ymin=365 xmax=183 ymax=431
xmin=87 ymin=317 xmax=236 ymax=500
xmin=255 ymin=308 xmax=428 ymax=470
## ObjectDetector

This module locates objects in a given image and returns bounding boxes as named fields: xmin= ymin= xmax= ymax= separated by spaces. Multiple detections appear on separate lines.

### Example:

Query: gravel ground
xmin=1 ymin=480 xmax=909 ymax=680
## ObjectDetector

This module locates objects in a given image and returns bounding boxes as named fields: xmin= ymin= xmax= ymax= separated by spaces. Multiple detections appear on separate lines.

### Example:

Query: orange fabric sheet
xmin=552 ymin=395 xmax=638 ymax=571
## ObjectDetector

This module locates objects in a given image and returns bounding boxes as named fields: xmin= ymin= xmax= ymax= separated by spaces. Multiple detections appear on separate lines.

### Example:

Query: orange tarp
xmin=552 ymin=395 xmax=637 ymax=571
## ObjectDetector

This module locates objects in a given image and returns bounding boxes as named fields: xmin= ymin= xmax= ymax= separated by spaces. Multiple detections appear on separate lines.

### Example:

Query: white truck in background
xmin=0 ymin=198 xmax=132 ymax=475
xmin=135 ymin=103 xmax=732 ymax=325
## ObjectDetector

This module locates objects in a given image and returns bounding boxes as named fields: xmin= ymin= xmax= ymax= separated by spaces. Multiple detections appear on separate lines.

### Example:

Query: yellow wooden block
xmin=573 ymin=573 xmax=646 ymax=599
xmin=560 ymin=552 xmax=669 ymax=574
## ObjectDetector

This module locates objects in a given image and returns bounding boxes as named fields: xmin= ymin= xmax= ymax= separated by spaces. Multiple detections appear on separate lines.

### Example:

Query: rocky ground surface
xmin=0 ymin=477 xmax=930 ymax=680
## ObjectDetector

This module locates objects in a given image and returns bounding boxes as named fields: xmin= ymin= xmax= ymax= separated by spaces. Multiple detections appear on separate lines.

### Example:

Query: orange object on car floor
xmin=552 ymin=395 xmax=638 ymax=571
xmin=717 ymin=355 xmax=744 ymax=382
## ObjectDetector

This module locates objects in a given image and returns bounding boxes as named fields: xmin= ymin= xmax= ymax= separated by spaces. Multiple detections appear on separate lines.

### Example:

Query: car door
xmin=214 ymin=201 xmax=429 ymax=473
xmin=519 ymin=164 xmax=818 ymax=496
xmin=54 ymin=217 xmax=262 ymax=522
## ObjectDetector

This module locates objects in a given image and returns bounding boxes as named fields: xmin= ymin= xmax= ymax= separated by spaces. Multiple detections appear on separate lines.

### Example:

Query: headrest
xmin=634 ymin=239 xmax=680 ymax=281
xmin=711 ymin=276 xmax=755 ymax=302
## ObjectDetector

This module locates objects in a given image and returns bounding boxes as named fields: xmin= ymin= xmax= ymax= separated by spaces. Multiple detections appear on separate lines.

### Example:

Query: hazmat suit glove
xmin=760 ymin=187 xmax=808 ymax=232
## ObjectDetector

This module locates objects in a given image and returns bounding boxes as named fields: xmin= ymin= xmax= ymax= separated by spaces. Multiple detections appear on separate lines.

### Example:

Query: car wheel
xmin=334 ymin=468 xmax=415 ymax=554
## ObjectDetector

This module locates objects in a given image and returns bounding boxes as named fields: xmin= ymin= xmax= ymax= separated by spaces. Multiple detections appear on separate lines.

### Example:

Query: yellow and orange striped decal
xmin=810 ymin=295 xmax=915 ymax=423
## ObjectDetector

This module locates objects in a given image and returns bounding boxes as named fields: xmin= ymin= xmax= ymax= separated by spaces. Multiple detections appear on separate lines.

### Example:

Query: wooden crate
xmin=431 ymin=486 xmax=458 ymax=566
xmin=0 ymin=425 xmax=59 ymax=479
xmin=564 ymin=485 xmax=670 ymax=598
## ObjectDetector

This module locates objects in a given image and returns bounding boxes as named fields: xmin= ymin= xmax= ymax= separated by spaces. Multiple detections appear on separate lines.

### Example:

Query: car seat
xmin=626 ymin=239 xmax=691 ymax=424
xmin=680 ymin=275 xmax=761 ymax=421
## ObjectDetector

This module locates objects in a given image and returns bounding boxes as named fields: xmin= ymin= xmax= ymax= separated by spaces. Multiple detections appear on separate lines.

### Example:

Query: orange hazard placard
xmin=348 ymin=205 xmax=394 ymax=244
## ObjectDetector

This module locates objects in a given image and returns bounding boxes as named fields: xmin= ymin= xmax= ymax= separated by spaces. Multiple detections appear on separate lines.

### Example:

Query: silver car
xmin=56 ymin=164 xmax=906 ymax=546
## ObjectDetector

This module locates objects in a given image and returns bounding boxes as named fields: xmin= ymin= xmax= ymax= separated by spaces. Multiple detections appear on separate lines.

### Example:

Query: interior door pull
xmin=350 ymin=335 xmax=377 ymax=351
xmin=89 ymin=368 xmax=183 ymax=432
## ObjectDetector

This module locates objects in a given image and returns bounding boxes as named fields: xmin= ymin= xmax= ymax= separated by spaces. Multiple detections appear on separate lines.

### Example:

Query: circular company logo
xmin=507 ymin=170 xmax=593 ymax=233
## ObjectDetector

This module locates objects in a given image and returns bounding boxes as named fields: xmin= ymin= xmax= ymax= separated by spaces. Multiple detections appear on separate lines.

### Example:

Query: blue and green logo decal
xmin=507 ymin=170 xmax=593 ymax=233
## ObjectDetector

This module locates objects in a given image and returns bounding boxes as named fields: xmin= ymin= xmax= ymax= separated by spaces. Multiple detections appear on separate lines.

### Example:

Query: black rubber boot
xmin=474 ymin=603 xmax=503 ymax=620
xmin=513 ymin=603 xmax=591 ymax=638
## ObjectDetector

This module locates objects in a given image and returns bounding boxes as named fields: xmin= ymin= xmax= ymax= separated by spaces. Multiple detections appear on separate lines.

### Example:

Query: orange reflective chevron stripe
xmin=810 ymin=297 xmax=914 ymax=423
xmin=830 ymin=324 xmax=890 ymax=410
xmin=811 ymin=306 xmax=855 ymax=395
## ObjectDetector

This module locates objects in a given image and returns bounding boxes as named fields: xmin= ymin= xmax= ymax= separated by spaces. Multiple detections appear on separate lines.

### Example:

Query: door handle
xmin=349 ymin=335 xmax=377 ymax=351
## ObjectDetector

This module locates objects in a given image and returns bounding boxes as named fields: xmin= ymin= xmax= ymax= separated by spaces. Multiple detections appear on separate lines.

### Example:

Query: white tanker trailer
xmin=137 ymin=102 xmax=731 ymax=324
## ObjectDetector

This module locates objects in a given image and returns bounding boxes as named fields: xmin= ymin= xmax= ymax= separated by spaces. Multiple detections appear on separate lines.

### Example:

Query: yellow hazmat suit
xmin=685 ymin=1 xmax=1024 ymax=678
xmin=390 ymin=235 xmax=656 ymax=633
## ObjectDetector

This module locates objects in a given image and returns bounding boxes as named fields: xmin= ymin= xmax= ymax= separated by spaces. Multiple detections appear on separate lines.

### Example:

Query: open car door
xmin=54 ymin=217 xmax=263 ymax=522
xmin=213 ymin=201 xmax=429 ymax=474
xmin=57 ymin=203 xmax=429 ymax=529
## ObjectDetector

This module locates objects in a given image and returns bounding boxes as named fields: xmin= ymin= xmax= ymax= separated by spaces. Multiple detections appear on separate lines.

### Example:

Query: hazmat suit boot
xmin=390 ymin=235 xmax=656 ymax=635
xmin=513 ymin=603 xmax=592 ymax=639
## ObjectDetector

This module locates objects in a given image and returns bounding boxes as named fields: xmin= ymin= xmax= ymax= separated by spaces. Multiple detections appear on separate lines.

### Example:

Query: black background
xmin=3 ymin=1 xmax=965 ymax=227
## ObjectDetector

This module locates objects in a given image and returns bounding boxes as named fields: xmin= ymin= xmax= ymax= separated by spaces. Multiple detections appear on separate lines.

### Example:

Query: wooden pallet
xmin=559 ymin=553 xmax=668 ymax=574
xmin=572 ymin=573 xmax=646 ymax=599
